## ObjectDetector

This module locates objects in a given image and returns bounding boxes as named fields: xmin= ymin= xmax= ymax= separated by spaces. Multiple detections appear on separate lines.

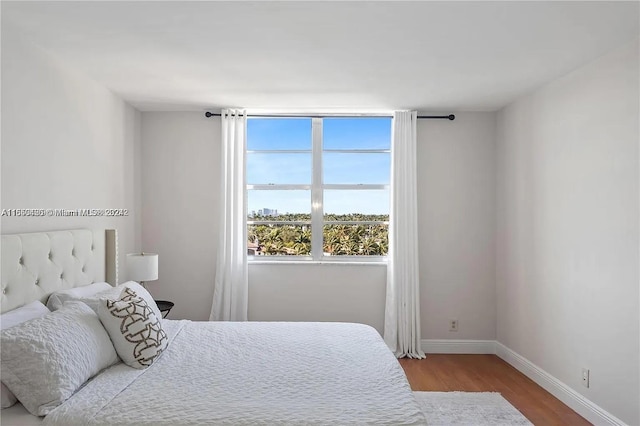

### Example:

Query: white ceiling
xmin=3 ymin=1 xmax=638 ymax=112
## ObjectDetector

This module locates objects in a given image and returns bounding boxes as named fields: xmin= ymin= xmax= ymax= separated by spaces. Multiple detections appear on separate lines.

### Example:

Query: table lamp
xmin=126 ymin=252 xmax=158 ymax=288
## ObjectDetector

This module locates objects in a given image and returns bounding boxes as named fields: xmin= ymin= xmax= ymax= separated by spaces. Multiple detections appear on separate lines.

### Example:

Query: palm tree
xmin=360 ymin=237 xmax=377 ymax=255
xmin=250 ymin=214 xmax=389 ymax=256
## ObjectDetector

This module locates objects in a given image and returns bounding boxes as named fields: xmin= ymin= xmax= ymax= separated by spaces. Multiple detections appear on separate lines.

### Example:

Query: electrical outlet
xmin=581 ymin=368 xmax=590 ymax=388
xmin=449 ymin=319 xmax=458 ymax=332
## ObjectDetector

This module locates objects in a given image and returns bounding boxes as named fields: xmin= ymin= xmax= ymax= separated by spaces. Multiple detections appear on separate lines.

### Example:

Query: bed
xmin=1 ymin=229 xmax=426 ymax=426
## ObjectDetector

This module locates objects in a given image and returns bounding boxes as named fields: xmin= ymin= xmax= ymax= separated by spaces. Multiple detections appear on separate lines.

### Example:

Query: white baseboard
xmin=495 ymin=342 xmax=626 ymax=426
xmin=418 ymin=339 xmax=625 ymax=425
xmin=421 ymin=339 xmax=496 ymax=354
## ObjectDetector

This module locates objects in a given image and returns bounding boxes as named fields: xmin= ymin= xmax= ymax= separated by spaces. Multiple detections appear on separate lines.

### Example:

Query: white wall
xmin=140 ymin=112 xmax=220 ymax=321
xmin=418 ymin=113 xmax=496 ymax=340
xmin=1 ymin=24 xmax=142 ymax=277
xmin=249 ymin=263 xmax=387 ymax=331
xmin=140 ymin=111 xmax=497 ymax=338
xmin=495 ymin=39 xmax=639 ymax=425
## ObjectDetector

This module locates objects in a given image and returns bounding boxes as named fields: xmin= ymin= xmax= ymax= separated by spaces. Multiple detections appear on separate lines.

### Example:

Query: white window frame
xmin=247 ymin=116 xmax=390 ymax=262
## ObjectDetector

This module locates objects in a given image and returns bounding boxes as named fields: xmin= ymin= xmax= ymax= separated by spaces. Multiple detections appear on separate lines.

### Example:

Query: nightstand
xmin=155 ymin=300 xmax=174 ymax=318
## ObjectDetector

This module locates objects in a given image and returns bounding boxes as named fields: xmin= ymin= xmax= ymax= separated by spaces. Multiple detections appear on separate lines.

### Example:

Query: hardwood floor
xmin=399 ymin=354 xmax=591 ymax=426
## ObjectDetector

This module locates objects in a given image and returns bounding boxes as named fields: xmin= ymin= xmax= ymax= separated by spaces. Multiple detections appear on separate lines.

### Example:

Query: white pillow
xmin=117 ymin=282 xmax=163 ymax=321
xmin=0 ymin=301 xmax=50 ymax=409
xmin=98 ymin=288 xmax=168 ymax=369
xmin=0 ymin=301 xmax=119 ymax=416
xmin=46 ymin=282 xmax=113 ymax=311
xmin=70 ymin=281 xmax=162 ymax=321
xmin=1 ymin=301 xmax=50 ymax=330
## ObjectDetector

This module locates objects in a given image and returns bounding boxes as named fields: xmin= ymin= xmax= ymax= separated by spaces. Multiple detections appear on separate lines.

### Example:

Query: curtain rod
xmin=204 ymin=112 xmax=455 ymax=120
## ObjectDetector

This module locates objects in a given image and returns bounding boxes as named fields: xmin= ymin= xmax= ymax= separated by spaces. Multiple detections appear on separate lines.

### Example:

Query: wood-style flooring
xmin=399 ymin=354 xmax=591 ymax=426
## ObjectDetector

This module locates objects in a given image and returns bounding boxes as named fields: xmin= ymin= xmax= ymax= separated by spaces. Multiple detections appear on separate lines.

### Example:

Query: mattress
xmin=43 ymin=320 xmax=426 ymax=425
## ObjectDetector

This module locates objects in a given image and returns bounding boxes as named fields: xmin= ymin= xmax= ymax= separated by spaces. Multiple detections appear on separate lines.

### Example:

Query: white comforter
xmin=43 ymin=320 xmax=426 ymax=426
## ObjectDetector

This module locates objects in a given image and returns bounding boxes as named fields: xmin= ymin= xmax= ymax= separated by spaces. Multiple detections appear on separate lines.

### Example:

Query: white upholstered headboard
xmin=0 ymin=229 xmax=118 ymax=314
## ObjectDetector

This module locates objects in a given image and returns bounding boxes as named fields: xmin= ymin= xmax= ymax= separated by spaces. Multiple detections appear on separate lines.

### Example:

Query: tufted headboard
xmin=0 ymin=229 xmax=118 ymax=314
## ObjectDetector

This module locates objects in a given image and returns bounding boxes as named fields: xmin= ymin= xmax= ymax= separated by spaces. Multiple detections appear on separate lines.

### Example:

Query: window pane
xmin=247 ymin=153 xmax=311 ymax=184
xmin=323 ymin=117 xmax=391 ymax=150
xmin=323 ymin=153 xmax=390 ymax=185
xmin=323 ymin=224 xmax=388 ymax=256
xmin=247 ymin=118 xmax=312 ymax=150
xmin=248 ymin=190 xmax=310 ymax=220
xmin=323 ymin=190 xmax=389 ymax=218
xmin=248 ymin=224 xmax=311 ymax=256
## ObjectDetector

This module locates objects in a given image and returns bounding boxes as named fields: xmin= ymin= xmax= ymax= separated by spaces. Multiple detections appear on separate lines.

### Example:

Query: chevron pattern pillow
xmin=97 ymin=288 xmax=168 ymax=369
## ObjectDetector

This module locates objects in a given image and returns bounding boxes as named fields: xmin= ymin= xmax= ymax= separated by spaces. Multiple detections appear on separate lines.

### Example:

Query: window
xmin=247 ymin=116 xmax=391 ymax=260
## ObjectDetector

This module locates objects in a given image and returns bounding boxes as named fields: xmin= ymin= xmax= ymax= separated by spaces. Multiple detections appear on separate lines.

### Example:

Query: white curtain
xmin=383 ymin=111 xmax=425 ymax=359
xmin=210 ymin=109 xmax=248 ymax=321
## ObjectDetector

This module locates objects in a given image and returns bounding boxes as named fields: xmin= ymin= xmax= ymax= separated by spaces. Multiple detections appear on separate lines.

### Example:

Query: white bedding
xmin=43 ymin=320 xmax=426 ymax=426
xmin=1 ymin=402 xmax=43 ymax=425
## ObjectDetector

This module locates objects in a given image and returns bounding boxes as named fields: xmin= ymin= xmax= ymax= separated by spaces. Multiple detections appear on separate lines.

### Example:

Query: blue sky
xmin=247 ymin=117 xmax=391 ymax=215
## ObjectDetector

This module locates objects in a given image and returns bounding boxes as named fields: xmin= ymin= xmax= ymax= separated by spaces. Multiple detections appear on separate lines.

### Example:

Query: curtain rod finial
xmin=448 ymin=114 xmax=455 ymax=120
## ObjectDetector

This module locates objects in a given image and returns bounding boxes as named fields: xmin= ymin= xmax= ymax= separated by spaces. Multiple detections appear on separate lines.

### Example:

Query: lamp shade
xmin=126 ymin=253 xmax=158 ymax=283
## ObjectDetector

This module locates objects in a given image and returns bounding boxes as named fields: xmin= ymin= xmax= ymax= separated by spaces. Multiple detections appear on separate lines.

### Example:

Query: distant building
xmin=262 ymin=208 xmax=278 ymax=217
xmin=254 ymin=208 xmax=279 ymax=217
xmin=247 ymin=238 xmax=263 ymax=256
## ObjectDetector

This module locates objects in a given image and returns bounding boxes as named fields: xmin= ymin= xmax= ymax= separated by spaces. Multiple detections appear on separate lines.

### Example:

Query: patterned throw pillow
xmin=97 ymin=288 xmax=168 ymax=369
